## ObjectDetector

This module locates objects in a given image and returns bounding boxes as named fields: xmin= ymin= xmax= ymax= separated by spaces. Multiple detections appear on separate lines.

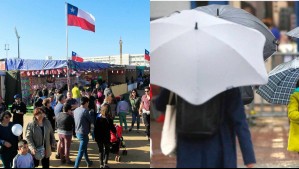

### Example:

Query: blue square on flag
xmin=145 ymin=49 xmax=150 ymax=55
xmin=72 ymin=51 xmax=77 ymax=57
xmin=67 ymin=4 xmax=78 ymax=16
xmin=145 ymin=49 xmax=150 ymax=61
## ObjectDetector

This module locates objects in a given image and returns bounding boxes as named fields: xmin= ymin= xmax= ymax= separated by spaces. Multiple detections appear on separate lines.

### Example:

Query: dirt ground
xmin=0 ymin=114 xmax=150 ymax=168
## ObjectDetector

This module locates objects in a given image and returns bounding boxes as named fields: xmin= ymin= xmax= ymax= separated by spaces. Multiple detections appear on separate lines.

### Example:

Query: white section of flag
xmin=78 ymin=9 xmax=95 ymax=25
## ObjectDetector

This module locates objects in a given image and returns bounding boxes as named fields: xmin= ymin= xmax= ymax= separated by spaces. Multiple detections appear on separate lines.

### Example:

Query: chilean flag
xmin=67 ymin=3 xmax=95 ymax=32
xmin=72 ymin=51 xmax=84 ymax=62
xmin=145 ymin=49 xmax=150 ymax=61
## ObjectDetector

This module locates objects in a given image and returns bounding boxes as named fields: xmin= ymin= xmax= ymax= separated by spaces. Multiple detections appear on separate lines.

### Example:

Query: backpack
xmin=176 ymin=91 xmax=225 ymax=138
xmin=239 ymin=86 xmax=254 ymax=105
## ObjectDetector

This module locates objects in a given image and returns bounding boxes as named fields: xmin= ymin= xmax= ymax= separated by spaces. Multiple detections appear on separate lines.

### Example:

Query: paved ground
xmin=151 ymin=117 xmax=299 ymax=168
xmin=0 ymin=114 xmax=150 ymax=168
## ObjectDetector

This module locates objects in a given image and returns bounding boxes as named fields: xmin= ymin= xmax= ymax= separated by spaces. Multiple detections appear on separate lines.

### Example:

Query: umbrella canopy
xmin=287 ymin=27 xmax=299 ymax=38
xmin=257 ymin=58 xmax=299 ymax=105
xmin=196 ymin=5 xmax=277 ymax=60
xmin=151 ymin=9 xmax=268 ymax=105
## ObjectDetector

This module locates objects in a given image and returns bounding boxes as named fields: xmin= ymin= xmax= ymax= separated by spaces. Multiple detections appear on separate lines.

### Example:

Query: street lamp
xmin=14 ymin=27 xmax=20 ymax=59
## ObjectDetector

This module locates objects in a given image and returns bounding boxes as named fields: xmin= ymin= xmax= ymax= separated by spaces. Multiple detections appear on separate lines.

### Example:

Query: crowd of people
xmin=0 ymin=82 xmax=151 ymax=168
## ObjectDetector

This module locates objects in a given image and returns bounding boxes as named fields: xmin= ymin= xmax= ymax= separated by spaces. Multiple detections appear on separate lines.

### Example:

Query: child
xmin=12 ymin=140 xmax=34 ymax=168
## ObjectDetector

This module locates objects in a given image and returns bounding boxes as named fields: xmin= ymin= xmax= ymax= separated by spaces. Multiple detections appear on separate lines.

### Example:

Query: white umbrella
xmin=151 ymin=10 xmax=268 ymax=105
xmin=287 ymin=27 xmax=299 ymax=38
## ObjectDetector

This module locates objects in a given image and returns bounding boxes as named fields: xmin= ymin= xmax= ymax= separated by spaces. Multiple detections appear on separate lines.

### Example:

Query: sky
xmin=0 ymin=0 xmax=149 ymax=60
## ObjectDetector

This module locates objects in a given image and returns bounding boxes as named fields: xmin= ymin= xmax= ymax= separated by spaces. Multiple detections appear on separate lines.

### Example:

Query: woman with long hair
xmin=129 ymin=89 xmax=141 ymax=133
xmin=94 ymin=104 xmax=116 ymax=168
xmin=0 ymin=111 xmax=18 ymax=168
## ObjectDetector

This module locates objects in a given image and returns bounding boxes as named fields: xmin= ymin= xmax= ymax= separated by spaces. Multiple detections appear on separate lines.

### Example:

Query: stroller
xmin=110 ymin=124 xmax=127 ymax=162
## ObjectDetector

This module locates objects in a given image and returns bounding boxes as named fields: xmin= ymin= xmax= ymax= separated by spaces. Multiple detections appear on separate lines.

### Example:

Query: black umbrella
xmin=195 ymin=5 xmax=277 ymax=60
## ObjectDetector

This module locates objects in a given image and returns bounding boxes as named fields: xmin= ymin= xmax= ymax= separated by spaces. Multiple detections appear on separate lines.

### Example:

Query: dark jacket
xmin=56 ymin=113 xmax=75 ymax=132
xmin=42 ymin=106 xmax=56 ymax=130
xmin=155 ymin=88 xmax=256 ymax=168
xmin=94 ymin=114 xmax=116 ymax=144
xmin=11 ymin=101 xmax=27 ymax=125
xmin=0 ymin=122 xmax=18 ymax=153
xmin=0 ymin=103 xmax=7 ymax=113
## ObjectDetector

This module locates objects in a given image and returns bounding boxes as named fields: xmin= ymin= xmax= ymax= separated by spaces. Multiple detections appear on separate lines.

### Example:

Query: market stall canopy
xmin=5 ymin=59 xmax=111 ymax=71
xmin=6 ymin=59 xmax=67 ymax=71
xmin=70 ymin=61 xmax=110 ymax=70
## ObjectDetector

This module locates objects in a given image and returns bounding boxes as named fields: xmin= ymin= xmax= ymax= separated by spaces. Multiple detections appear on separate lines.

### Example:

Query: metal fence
xmin=247 ymin=52 xmax=299 ymax=118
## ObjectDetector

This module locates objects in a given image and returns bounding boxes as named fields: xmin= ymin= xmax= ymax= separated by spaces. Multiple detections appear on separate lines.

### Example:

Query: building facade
xmin=84 ymin=54 xmax=150 ymax=66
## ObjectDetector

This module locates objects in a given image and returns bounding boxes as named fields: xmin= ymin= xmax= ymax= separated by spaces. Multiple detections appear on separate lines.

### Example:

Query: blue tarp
xmin=70 ymin=61 xmax=110 ymax=70
xmin=6 ymin=59 xmax=67 ymax=71
xmin=6 ymin=59 xmax=110 ymax=71
xmin=0 ymin=70 xmax=5 ymax=76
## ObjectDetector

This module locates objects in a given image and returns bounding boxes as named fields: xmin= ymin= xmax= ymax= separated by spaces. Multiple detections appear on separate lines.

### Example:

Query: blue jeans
xmin=131 ymin=112 xmax=140 ymax=130
xmin=74 ymin=134 xmax=91 ymax=168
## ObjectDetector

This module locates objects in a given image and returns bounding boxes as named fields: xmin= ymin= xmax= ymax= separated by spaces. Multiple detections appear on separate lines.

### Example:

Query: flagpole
xmin=66 ymin=2 xmax=70 ymax=92
xmin=144 ymin=49 xmax=146 ymax=66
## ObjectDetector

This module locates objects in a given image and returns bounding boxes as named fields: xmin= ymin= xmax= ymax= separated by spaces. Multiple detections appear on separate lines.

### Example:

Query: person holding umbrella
xmin=287 ymin=79 xmax=299 ymax=153
xmin=155 ymin=88 xmax=256 ymax=168
xmin=151 ymin=4 xmax=272 ymax=168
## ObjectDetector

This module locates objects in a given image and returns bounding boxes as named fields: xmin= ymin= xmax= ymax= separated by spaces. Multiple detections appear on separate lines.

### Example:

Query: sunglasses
xmin=144 ymin=91 xmax=149 ymax=93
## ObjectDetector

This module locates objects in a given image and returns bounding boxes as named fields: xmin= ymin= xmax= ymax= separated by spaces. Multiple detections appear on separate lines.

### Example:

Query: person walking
xmin=0 ymin=111 xmax=18 ymax=168
xmin=25 ymin=108 xmax=56 ymax=168
xmin=102 ymin=96 xmax=116 ymax=120
xmin=73 ymin=97 xmax=93 ymax=168
xmin=129 ymin=89 xmax=141 ymax=133
xmin=287 ymin=79 xmax=299 ymax=153
xmin=54 ymin=94 xmax=66 ymax=159
xmin=155 ymin=88 xmax=256 ymax=168
xmin=116 ymin=96 xmax=130 ymax=132
xmin=94 ymin=104 xmax=116 ymax=168
xmin=56 ymin=104 xmax=75 ymax=165
xmin=139 ymin=87 xmax=151 ymax=140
